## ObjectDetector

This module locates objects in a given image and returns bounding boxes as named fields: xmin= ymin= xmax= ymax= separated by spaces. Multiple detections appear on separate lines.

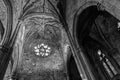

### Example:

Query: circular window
xmin=34 ymin=43 xmax=51 ymax=57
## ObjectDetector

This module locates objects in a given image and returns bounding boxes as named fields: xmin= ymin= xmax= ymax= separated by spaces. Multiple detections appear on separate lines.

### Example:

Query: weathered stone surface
xmin=23 ymin=17 xmax=62 ymax=42
xmin=14 ymin=70 xmax=68 ymax=80
xmin=66 ymin=0 xmax=120 ymax=37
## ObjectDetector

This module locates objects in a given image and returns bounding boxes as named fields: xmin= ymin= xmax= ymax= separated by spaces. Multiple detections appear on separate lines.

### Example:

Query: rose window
xmin=34 ymin=43 xmax=51 ymax=57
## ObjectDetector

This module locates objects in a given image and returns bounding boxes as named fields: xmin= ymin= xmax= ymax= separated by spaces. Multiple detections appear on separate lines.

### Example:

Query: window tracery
xmin=34 ymin=43 xmax=51 ymax=57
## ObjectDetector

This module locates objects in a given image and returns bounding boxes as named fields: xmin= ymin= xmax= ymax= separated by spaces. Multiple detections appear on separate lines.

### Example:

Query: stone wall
xmin=66 ymin=0 xmax=120 ymax=36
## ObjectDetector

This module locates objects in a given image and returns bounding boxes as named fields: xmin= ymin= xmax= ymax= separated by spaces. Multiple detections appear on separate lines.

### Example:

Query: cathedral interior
xmin=0 ymin=0 xmax=120 ymax=80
